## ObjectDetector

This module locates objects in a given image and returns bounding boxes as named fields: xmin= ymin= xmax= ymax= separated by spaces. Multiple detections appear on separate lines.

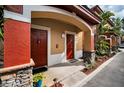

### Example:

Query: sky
xmin=89 ymin=5 xmax=124 ymax=19
xmin=100 ymin=5 xmax=124 ymax=19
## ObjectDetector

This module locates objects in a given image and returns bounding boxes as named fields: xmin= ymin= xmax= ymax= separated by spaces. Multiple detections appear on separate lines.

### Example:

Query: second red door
xmin=66 ymin=34 xmax=74 ymax=60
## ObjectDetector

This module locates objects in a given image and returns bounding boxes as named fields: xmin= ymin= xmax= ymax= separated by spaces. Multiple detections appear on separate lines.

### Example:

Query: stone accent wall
xmin=0 ymin=39 xmax=3 ymax=68
xmin=0 ymin=60 xmax=34 ymax=87
xmin=83 ymin=51 xmax=95 ymax=64
xmin=0 ymin=67 xmax=33 ymax=87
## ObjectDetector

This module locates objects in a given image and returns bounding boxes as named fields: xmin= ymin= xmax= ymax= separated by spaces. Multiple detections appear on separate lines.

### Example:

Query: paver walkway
xmin=43 ymin=61 xmax=86 ymax=87
xmin=83 ymin=49 xmax=124 ymax=87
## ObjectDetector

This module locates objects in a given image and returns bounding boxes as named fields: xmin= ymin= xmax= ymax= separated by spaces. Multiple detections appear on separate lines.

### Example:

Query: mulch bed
xmin=82 ymin=54 xmax=115 ymax=75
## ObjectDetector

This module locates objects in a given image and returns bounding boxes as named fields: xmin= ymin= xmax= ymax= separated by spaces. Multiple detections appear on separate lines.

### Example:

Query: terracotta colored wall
xmin=31 ymin=18 xmax=82 ymax=54
xmin=83 ymin=31 xmax=94 ymax=52
xmin=83 ymin=31 xmax=90 ymax=51
xmin=4 ymin=19 xmax=30 ymax=67
xmin=91 ymin=35 xmax=94 ymax=51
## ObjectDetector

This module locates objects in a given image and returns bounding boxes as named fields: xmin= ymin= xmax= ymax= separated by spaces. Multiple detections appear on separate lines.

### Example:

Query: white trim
xmin=65 ymin=31 xmax=76 ymax=61
xmin=31 ymin=24 xmax=50 ymax=31
xmin=91 ymin=32 xmax=94 ymax=36
xmin=48 ymin=52 xmax=66 ymax=66
xmin=31 ymin=24 xmax=51 ymax=66
xmin=4 ymin=10 xmax=30 ymax=23
xmin=75 ymin=50 xmax=83 ymax=59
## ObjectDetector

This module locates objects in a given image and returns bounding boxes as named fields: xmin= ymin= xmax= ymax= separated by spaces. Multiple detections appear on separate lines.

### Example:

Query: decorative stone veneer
xmin=83 ymin=51 xmax=95 ymax=64
xmin=0 ymin=59 xmax=34 ymax=87
xmin=0 ymin=38 xmax=4 ymax=68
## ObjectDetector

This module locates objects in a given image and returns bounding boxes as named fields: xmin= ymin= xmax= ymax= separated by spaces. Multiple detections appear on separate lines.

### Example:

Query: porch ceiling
xmin=31 ymin=11 xmax=91 ymax=32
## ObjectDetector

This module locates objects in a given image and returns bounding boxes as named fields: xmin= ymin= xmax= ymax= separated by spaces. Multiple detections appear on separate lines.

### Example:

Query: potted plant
xmin=0 ymin=5 xmax=4 ymax=67
xmin=33 ymin=73 xmax=46 ymax=87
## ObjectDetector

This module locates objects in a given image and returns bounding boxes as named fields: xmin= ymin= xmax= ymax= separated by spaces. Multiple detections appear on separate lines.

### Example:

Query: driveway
xmin=83 ymin=49 xmax=124 ymax=87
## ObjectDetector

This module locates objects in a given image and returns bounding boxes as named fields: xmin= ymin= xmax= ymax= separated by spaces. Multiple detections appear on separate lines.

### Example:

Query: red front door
xmin=66 ymin=34 xmax=74 ymax=60
xmin=31 ymin=28 xmax=47 ymax=68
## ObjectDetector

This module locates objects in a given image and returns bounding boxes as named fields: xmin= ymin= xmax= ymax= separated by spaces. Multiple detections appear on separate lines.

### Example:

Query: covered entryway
xmin=31 ymin=28 xmax=47 ymax=68
xmin=66 ymin=34 xmax=75 ymax=60
xmin=30 ymin=5 xmax=96 ymax=66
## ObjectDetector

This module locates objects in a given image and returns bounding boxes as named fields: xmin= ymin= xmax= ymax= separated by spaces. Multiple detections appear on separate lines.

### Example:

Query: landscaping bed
xmin=82 ymin=54 xmax=115 ymax=75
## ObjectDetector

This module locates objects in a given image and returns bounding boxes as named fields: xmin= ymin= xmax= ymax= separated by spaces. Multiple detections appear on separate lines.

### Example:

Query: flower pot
xmin=36 ymin=80 xmax=43 ymax=87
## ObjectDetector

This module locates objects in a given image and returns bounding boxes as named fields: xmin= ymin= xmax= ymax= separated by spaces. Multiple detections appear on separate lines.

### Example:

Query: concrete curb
xmin=73 ymin=52 xmax=121 ymax=87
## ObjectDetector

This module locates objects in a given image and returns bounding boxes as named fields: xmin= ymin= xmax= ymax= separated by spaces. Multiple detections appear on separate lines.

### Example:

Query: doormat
xmin=33 ymin=67 xmax=48 ymax=74
xmin=69 ymin=59 xmax=78 ymax=63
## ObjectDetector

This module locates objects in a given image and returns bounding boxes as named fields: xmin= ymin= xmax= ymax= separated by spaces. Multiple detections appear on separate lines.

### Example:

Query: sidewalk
xmin=43 ymin=61 xmax=86 ymax=87
xmin=42 ymin=51 xmax=121 ymax=87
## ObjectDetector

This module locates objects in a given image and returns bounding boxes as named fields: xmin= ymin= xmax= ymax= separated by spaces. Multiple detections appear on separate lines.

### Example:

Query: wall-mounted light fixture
xmin=61 ymin=32 xmax=65 ymax=38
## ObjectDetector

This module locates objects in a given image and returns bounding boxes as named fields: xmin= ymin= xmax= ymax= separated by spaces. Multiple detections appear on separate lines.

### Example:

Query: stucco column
xmin=3 ymin=5 xmax=35 ymax=86
xmin=83 ymin=31 xmax=95 ymax=64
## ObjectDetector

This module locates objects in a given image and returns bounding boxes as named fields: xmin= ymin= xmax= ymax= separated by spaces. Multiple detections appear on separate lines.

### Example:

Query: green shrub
xmin=96 ymin=39 xmax=110 ymax=56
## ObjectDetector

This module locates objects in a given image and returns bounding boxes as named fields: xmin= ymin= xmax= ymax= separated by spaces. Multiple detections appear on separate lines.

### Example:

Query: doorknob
xmin=37 ymin=40 xmax=41 ymax=44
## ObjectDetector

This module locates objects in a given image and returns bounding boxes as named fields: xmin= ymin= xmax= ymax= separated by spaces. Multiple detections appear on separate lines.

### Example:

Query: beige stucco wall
xmin=76 ymin=32 xmax=83 ymax=50
xmin=31 ymin=18 xmax=83 ymax=54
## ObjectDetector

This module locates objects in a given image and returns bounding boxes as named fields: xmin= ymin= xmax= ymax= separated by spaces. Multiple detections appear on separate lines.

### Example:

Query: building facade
xmin=0 ymin=5 xmax=100 ymax=87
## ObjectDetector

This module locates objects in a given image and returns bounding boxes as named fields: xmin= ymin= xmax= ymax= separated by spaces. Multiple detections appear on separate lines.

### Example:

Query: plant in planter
xmin=98 ymin=11 xmax=114 ymax=35
xmin=33 ymin=73 xmax=46 ymax=87
xmin=96 ymin=39 xmax=110 ymax=56
xmin=82 ymin=57 xmax=97 ymax=75
xmin=0 ymin=5 xmax=4 ymax=67
xmin=84 ymin=57 xmax=96 ymax=70
xmin=95 ymin=11 xmax=114 ymax=57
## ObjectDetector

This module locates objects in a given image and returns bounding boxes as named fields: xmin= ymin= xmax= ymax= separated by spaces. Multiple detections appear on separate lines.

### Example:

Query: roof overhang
xmin=91 ymin=5 xmax=114 ymax=27
xmin=50 ymin=5 xmax=101 ymax=25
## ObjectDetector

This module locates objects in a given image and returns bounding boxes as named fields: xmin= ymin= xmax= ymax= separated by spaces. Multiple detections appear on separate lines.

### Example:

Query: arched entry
xmin=31 ymin=8 xmax=95 ymax=66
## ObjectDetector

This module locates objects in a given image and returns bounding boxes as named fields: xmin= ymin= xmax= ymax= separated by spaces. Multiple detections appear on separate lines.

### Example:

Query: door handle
xmin=37 ymin=40 xmax=41 ymax=44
